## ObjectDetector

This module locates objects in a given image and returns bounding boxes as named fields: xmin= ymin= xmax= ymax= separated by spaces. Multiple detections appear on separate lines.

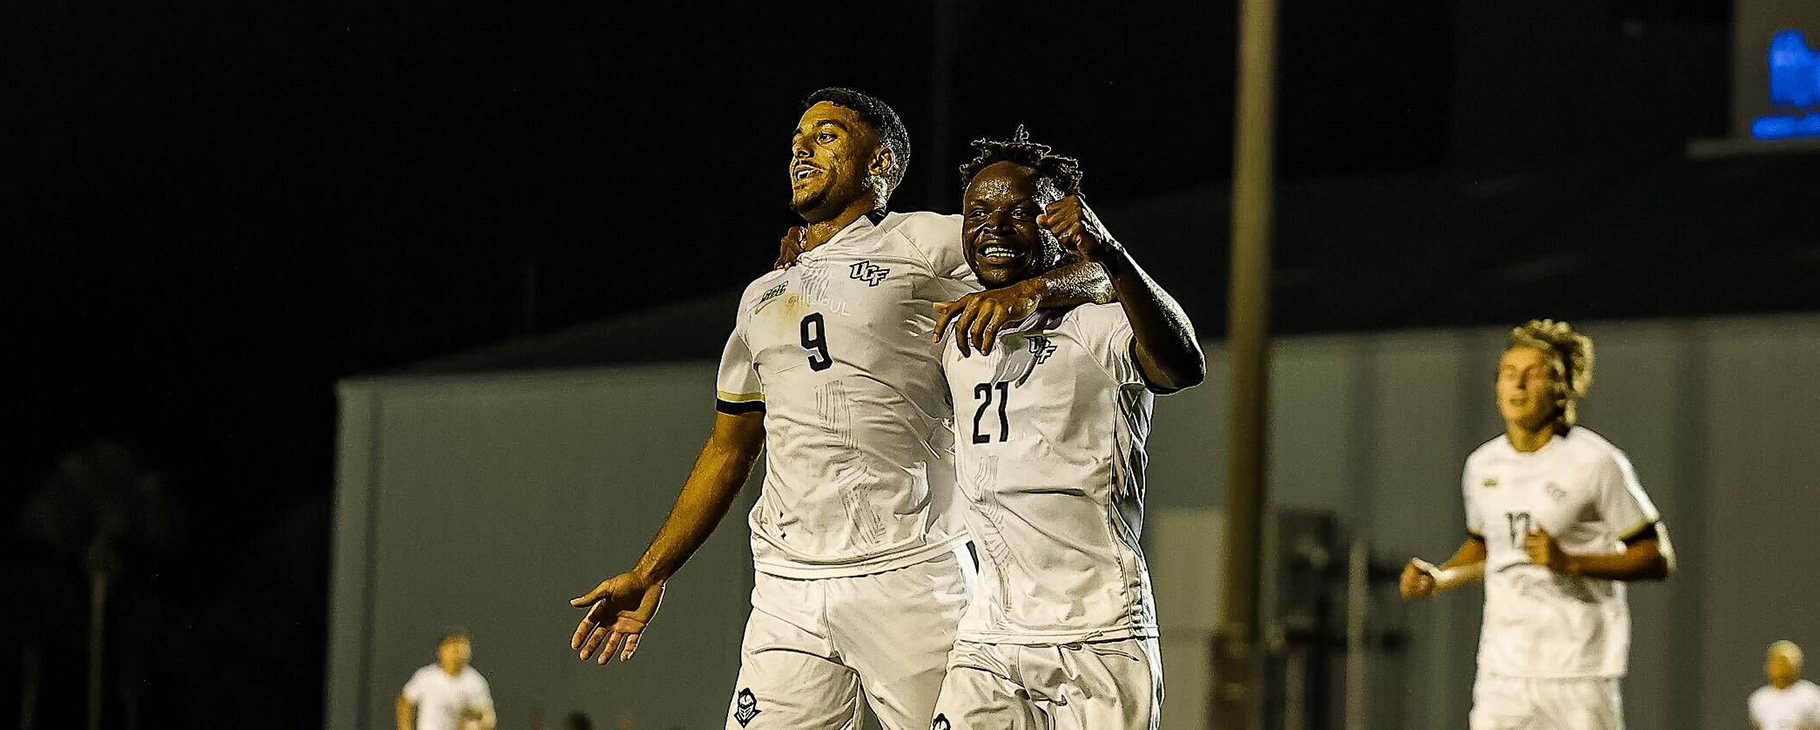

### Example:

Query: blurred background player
xmin=1750 ymin=640 xmax=1820 ymax=730
xmin=1400 ymin=319 xmax=1675 ymax=730
xmin=929 ymin=127 xmax=1203 ymax=729
xmin=566 ymin=88 xmax=1110 ymax=730
xmin=396 ymin=631 xmax=496 ymax=730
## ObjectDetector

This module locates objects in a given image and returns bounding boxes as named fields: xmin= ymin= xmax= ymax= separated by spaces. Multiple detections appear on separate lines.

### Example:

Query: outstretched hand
xmin=935 ymin=279 xmax=1042 ymax=357
xmin=569 ymin=572 xmax=665 ymax=665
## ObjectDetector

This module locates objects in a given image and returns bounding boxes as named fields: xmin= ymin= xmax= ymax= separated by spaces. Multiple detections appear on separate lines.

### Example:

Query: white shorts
xmin=725 ymin=550 xmax=970 ymax=730
xmin=931 ymin=637 xmax=1163 ymax=730
xmin=1470 ymin=670 xmax=1623 ymax=730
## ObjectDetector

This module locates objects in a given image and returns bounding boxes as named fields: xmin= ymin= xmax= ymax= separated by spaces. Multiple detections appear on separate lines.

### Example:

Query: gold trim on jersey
xmin=1616 ymin=517 xmax=1658 ymax=542
xmin=716 ymin=390 xmax=764 ymax=404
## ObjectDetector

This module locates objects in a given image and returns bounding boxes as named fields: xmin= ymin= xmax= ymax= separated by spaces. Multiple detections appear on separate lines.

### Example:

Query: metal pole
xmin=926 ymin=0 xmax=955 ymax=207
xmin=87 ymin=570 xmax=107 ymax=730
xmin=1346 ymin=538 xmax=1369 ymax=730
xmin=1213 ymin=0 xmax=1278 ymax=724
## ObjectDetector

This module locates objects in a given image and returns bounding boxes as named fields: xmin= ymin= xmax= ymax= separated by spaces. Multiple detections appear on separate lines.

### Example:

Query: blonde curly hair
xmin=1506 ymin=318 xmax=1595 ymax=428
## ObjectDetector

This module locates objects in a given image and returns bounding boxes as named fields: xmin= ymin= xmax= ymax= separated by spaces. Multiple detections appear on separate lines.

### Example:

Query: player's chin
xmin=971 ymin=264 xmax=1023 ymax=290
xmin=788 ymin=185 xmax=827 ymax=215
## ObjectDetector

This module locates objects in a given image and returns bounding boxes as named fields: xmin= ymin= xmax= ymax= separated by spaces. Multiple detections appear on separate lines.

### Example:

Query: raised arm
xmin=569 ymin=410 xmax=765 ymax=665
xmin=1041 ymin=195 xmax=1204 ymax=390
xmin=934 ymin=227 xmax=1115 ymax=357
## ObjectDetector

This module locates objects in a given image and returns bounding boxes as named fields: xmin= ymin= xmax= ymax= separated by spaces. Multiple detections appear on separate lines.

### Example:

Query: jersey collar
xmin=799 ymin=211 xmax=882 ymax=262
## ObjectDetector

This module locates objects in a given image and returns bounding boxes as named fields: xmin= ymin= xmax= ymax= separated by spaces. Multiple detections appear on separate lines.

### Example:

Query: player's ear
xmin=868 ymin=146 xmax=894 ymax=180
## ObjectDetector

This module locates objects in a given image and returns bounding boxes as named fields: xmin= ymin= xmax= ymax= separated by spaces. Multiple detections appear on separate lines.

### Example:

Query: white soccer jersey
xmin=1751 ymin=680 xmax=1820 ymax=730
xmin=941 ymin=303 xmax=1163 ymax=644
xmin=716 ymin=211 xmax=979 ymax=579
xmin=1461 ymin=427 xmax=1662 ymax=678
xmin=401 ymin=665 xmax=493 ymax=730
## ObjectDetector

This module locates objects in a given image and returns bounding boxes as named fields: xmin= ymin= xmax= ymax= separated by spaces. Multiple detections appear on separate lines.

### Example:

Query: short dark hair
xmin=803 ymin=87 xmax=911 ymax=201
xmin=957 ymin=125 xmax=1083 ymax=199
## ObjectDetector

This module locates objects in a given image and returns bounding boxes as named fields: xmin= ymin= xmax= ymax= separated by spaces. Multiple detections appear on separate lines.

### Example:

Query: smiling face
xmin=789 ymin=101 xmax=885 ymax=222
xmin=961 ymin=161 xmax=1061 ymax=288
xmin=1495 ymin=346 xmax=1562 ymax=432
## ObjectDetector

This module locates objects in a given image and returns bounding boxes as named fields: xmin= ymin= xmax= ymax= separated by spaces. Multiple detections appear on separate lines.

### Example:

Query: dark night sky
xmin=5 ymin=0 xmax=1750 ymax=726
xmin=11 ymin=0 xmax=1461 ymax=525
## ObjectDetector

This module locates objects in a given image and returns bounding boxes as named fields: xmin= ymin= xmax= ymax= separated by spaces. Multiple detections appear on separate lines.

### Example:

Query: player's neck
xmin=1504 ymin=422 xmax=1557 ymax=453
xmin=1771 ymin=676 xmax=1799 ymax=690
xmin=801 ymin=198 xmax=881 ymax=252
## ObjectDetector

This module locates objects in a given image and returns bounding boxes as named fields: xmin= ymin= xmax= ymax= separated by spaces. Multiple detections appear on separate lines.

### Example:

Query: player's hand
xmin=1523 ymin=526 xmax=1571 ymax=574
xmin=775 ymin=226 xmax=805 ymax=270
xmin=1037 ymin=194 xmax=1119 ymax=262
xmin=570 ymin=572 xmax=665 ymax=664
xmin=935 ymin=279 xmax=1042 ymax=357
xmin=1400 ymin=560 xmax=1438 ymax=600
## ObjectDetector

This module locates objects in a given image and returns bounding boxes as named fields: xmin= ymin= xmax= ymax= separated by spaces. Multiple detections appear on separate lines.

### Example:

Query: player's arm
xmin=1400 ymin=536 xmax=1487 ymax=600
xmin=1043 ymin=195 xmax=1204 ymax=390
xmin=568 ymin=411 xmax=765 ymax=664
xmin=1527 ymin=454 xmax=1673 ymax=581
xmin=464 ymin=704 xmax=497 ymax=730
xmin=395 ymin=694 xmax=415 ymax=730
xmin=1525 ymin=525 xmax=1671 ymax=581
xmin=935 ymin=232 xmax=1115 ymax=357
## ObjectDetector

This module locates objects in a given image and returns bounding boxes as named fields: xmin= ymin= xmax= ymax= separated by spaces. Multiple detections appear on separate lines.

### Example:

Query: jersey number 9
xmin=801 ymin=313 xmax=833 ymax=371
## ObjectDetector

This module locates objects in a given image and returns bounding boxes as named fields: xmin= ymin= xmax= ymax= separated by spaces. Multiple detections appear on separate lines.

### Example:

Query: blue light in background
xmin=1752 ymin=29 xmax=1820 ymax=140
xmin=1767 ymin=29 xmax=1818 ymax=106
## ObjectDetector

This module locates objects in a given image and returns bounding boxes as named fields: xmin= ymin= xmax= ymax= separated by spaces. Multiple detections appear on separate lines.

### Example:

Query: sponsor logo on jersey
xmin=734 ymin=688 xmax=761 ymax=726
xmin=849 ymin=260 xmax=890 ymax=287
xmin=1481 ymin=477 xmax=1499 ymax=488
xmin=759 ymin=283 xmax=788 ymax=304
xmin=1029 ymin=335 xmax=1057 ymax=364
xmin=932 ymin=714 xmax=952 ymax=730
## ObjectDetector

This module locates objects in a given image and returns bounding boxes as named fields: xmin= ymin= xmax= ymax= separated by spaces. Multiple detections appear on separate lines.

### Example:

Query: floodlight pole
xmin=1213 ymin=0 xmax=1278 ymax=725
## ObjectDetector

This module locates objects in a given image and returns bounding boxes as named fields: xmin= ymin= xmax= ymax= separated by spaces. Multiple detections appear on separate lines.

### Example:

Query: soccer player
xmin=566 ymin=89 xmax=1111 ymax=730
xmin=930 ymin=128 xmax=1203 ymax=730
xmin=1750 ymin=640 xmax=1820 ymax=730
xmin=396 ymin=631 xmax=496 ymax=730
xmin=1400 ymin=319 xmax=1675 ymax=730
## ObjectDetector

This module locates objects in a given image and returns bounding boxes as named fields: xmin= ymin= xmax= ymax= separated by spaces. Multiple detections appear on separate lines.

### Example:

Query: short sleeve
xmin=902 ymin=213 xmax=979 ymax=302
xmin=1803 ymin=686 xmax=1820 ymax=724
xmin=1071 ymin=305 xmax=1182 ymax=394
xmin=1069 ymin=305 xmax=1160 ymax=390
xmin=468 ymin=673 xmax=495 ymax=713
xmin=1593 ymin=448 xmax=1660 ymax=542
xmin=715 ymin=321 xmax=764 ymax=415
xmin=401 ymin=669 xmax=426 ymax=703
xmin=1463 ymin=463 xmax=1485 ymax=538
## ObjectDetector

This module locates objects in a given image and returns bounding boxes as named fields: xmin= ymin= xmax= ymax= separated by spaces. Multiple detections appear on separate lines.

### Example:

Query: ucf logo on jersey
xmin=1029 ymin=335 xmax=1057 ymax=364
xmin=849 ymin=260 xmax=890 ymax=287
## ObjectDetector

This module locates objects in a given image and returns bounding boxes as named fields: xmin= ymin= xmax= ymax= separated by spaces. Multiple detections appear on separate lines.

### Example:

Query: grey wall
xmin=330 ymin=314 xmax=1820 ymax=730
xmin=328 ymin=365 xmax=757 ymax=730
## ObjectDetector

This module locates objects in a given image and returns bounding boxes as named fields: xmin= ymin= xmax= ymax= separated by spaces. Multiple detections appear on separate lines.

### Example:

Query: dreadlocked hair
xmin=1507 ymin=318 xmax=1595 ymax=428
xmin=957 ymin=125 xmax=1084 ymax=201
